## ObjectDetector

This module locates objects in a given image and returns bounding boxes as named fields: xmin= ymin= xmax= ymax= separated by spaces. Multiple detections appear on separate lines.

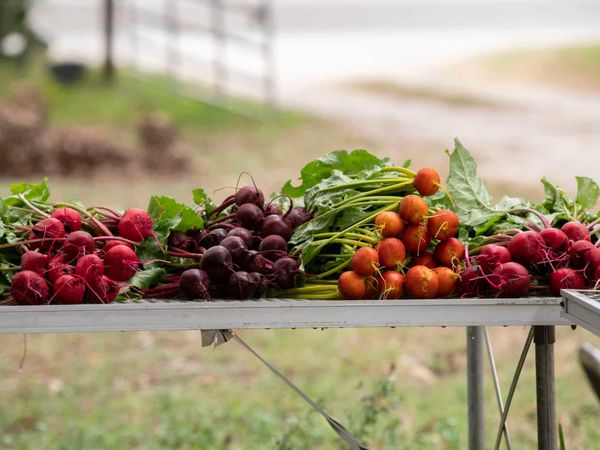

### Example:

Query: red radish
xmin=507 ymin=231 xmax=546 ymax=267
xmin=179 ymin=269 xmax=211 ymax=299
xmin=434 ymin=238 xmax=465 ymax=269
xmin=539 ymin=228 xmax=569 ymax=253
xmin=549 ymin=268 xmax=586 ymax=296
xmin=405 ymin=265 xmax=439 ymax=299
xmin=47 ymin=255 xmax=74 ymax=284
xmin=400 ymin=195 xmax=428 ymax=225
xmin=433 ymin=267 xmax=458 ymax=297
xmin=51 ymin=207 xmax=82 ymax=232
xmin=401 ymin=224 xmax=431 ymax=256
xmin=53 ymin=275 xmax=85 ymax=304
xmin=21 ymin=251 xmax=49 ymax=276
xmin=260 ymin=215 xmax=292 ymax=240
xmin=378 ymin=271 xmax=405 ymax=299
xmin=103 ymin=239 xmax=134 ymax=252
xmin=561 ymin=221 xmax=590 ymax=242
xmin=235 ymin=185 xmax=264 ymax=208
xmin=351 ymin=247 xmax=380 ymax=276
xmin=459 ymin=266 xmax=484 ymax=297
xmin=28 ymin=217 xmax=65 ymax=252
xmin=426 ymin=209 xmax=459 ymax=241
xmin=413 ymin=168 xmax=441 ymax=196
xmin=477 ymin=244 xmax=511 ymax=273
xmin=594 ymin=265 xmax=600 ymax=282
xmin=236 ymin=203 xmax=264 ymax=230
xmin=492 ymin=262 xmax=530 ymax=298
xmin=104 ymin=245 xmax=139 ymax=281
xmin=374 ymin=212 xmax=404 ymax=237
xmin=10 ymin=270 xmax=49 ymax=305
xmin=88 ymin=275 xmax=120 ymax=303
xmin=61 ymin=230 xmax=95 ymax=262
xmin=376 ymin=238 xmax=406 ymax=268
xmin=569 ymin=240 xmax=595 ymax=269
xmin=411 ymin=250 xmax=437 ymax=269
xmin=118 ymin=209 xmax=154 ymax=242
xmin=338 ymin=271 xmax=367 ymax=300
xmin=586 ymin=247 xmax=600 ymax=278
xmin=76 ymin=254 xmax=104 ymax=283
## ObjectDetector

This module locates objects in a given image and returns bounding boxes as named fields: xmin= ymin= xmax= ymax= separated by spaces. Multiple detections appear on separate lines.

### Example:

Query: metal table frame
xmin=0 ymin=298 xmax=573 ymax=450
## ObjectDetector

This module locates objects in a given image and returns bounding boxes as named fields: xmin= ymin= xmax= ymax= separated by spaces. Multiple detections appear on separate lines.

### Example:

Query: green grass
xmin=0 ymin=58 xmax=305 ymax=134
xmin=447 ymin=43 xmax=600 ymax=92
xmin=0 ymin=327 xmax=598 ymax=449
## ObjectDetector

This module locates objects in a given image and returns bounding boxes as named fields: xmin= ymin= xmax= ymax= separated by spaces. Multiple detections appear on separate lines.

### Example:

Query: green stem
xmin=311 ymin=238 xmax=372 ymax=248
xmin=18 ymin=195 xmax=50 ymax=218
xmin=332 ymin=181 xmax=413 ymax=209
xmin=315 ymin=257 xmax=352 ymax=279
xmin=0 ymin=266 xmax=20 ymax=272
xmin=319 ymin=178 xmax=411 ymax=192
xmin=312 ymin=232 xmax=378 ymax=244
xmin=380 ymin=166 xmax=416 ymax=177
xmin=278 ymin=285 xmax=339 ymax=295
xmin=306 ymin=278 xmax=339 ymax=285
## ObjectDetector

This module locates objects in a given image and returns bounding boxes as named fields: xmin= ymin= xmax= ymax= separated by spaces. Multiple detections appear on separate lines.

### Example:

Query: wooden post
xmin=103 ymin=0 xmax=115 ymax=83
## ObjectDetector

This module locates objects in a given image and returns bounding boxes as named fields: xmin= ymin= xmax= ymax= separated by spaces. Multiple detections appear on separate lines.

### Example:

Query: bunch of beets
xmin=11 ymin=207 xmax=153 ymax=305
xmin=149 ymin=185 xmax=311 ymax=300
xmin=461 ymin=220 xmax=600 ymax=297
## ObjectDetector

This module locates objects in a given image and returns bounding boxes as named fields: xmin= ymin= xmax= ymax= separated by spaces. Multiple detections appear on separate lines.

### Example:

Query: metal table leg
xmin=467 ymin=326 xmax=485 ymax=450
xmin=534 ymin=326 xmax=557 ymax=450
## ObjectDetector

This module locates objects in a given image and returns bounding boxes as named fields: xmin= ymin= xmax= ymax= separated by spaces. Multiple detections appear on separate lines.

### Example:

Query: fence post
xmin=102 ymin=0 xmax=115 ymax=83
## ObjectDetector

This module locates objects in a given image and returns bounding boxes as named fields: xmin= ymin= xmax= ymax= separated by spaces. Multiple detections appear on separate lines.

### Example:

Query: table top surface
xmin=0 ymin=297 xmax=573 ymax=333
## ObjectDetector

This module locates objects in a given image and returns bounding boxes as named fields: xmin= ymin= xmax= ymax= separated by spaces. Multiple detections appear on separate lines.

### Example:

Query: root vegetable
xmin=426 ymin=209 xmax=459 ymax=241
xmin=376 ymin=238 xmax=406 ymax=269
xmin=179 ymin=269 xmax=211 ymax=299
xmin=400 ymin=195 xmax=428 ymax=225
xmin=28 ymin=217 xmax=65 ymax=252
xmin=507 ymin=231 xmax=546 ymax=267
xmin=378 ymin=271 xmax=405 ymax=299
xmin=338 ymin=271 xmax=367 ymax=300
xmin=374 ymin=212 xmax=404 ymax=237
xmin=549 ymin=268 xmax=586 ymax=296
xmin=405 ymin=265 xmax=439 ymax=299
xmin=432 ymin=267 xmax=458 ymax=297
xmin=51 ymin=207 xmax=82 ymax=232
xmin=413 ymin=168 xmax=441 ymax=196
xmin=401 ymin=224 xmax=431 ymax=256
xmin=53 ymin=275 xmax=85 ymax=304
xmin=104 ymin=245 xmax=139 ymax=282
xmin=118 ymin=208 xmax=154 ymax=242
xmin=11 ymin=270 xmax=49 ymax=305
xmin=433 ymin=237 xmax=464 ymax=269
xmin=351 ymin=247 xmax=380 ymax=276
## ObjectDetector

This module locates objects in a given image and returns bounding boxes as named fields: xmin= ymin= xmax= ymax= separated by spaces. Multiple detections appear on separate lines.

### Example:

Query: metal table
xmin=0 ymin=297 xmax=582 ymax=450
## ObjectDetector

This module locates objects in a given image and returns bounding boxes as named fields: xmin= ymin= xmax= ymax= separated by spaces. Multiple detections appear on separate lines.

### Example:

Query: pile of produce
xmin=1 ymin=139 xmax=599 ymax=305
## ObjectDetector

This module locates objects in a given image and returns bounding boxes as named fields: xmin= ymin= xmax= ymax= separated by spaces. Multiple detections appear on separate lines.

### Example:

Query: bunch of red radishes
xmin=461 ymin=220 xmax=600 ymax=298
xmin=337 ymin=191 xmax=465 ymax=300
xmin=145 ymin=185 xmax=311 ymax=301
xmin=10 ymin=207 xmax=153 ymax=305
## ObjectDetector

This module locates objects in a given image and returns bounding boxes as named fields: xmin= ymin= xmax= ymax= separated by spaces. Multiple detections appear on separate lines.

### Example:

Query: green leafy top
xmin=281 ymin=149 xmax=391 ymax=199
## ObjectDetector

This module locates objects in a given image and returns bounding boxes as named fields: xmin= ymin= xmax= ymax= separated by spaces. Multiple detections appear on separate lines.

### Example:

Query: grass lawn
xmin=0 ymin=326 xmax=599 ymax=449
xmin=445 ymin=43 xmax=600 ymax=92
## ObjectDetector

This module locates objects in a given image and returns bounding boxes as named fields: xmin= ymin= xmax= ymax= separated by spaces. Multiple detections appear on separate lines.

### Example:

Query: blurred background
xmin=1 ymin=0 xmax=600 ymax=448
